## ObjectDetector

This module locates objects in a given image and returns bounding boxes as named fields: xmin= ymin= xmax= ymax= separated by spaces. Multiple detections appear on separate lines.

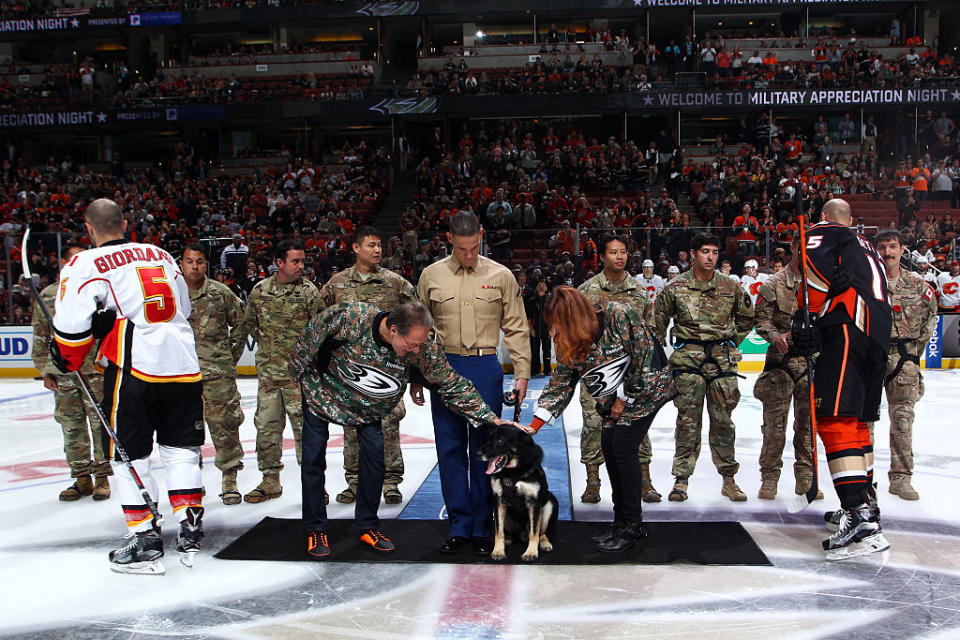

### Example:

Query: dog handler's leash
xmin=502 ymin=389 xmax=522 ymax=423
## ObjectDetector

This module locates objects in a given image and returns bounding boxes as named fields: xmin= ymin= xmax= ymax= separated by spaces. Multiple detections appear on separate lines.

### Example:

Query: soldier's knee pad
xmin=753 ymin=369 xmax=793 ymax=404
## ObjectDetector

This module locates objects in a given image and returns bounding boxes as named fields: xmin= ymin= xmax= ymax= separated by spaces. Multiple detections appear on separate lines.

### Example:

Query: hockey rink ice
xmin=1 ymin=371 xmax=959 ymax=639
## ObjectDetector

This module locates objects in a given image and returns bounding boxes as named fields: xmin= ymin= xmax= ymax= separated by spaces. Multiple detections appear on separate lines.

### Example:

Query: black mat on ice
xmin=214 ymin=517 xmax=771 ymax=566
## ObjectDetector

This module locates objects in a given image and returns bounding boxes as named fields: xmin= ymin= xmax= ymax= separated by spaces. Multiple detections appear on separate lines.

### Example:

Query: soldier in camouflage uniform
xmin=320 ymin=227 xmax=418 ymax=505
xmin=654 ymin=233 xmax=754 ymax=502
xmin=753 ymin=241 xmax=820 ymax=500
xmin=181 ymin=244 xmax=246 ymax=505
xmin=525 ymin=290 xmax=676 ymax=553
xmin=873 ymin=230 xmax=938 ymax=500
xmin=577 ymin=234 xmax=660 ymax=504
xmin=292 ymin=301 xmax=509 ymax=558
xmin=236 ymin=239 xmax=322 ymax=503
xmin=31 ymin=243 xmax=112 ymax=501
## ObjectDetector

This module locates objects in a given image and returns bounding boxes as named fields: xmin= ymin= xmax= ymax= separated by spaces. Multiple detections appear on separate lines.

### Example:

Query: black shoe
xmin=589 ymin=523 xmax=620 ymax=545
xmin=360 ymin=529 xmax=395 ymax=553
xmin=440 ymin=536 xmax=470 ymax=554
xmin=306 ymin=530 xmax=331 ymax=560
xmin=593 ymin=522 xmax=648 ymax=554
xmin=472 ymin=536 xmax=492 ymax=555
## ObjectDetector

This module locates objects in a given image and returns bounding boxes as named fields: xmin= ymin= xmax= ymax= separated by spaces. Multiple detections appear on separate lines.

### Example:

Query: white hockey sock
xmin=159 ymin=445 xmax=203 ymax=522
xmin=113 ymin=458 xmax=160 ymax=533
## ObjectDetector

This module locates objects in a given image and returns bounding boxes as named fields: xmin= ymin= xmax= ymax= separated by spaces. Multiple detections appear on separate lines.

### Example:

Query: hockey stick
xmin=21 ymin=230 xmax=164 ymax=526
xmin=786 ymin=215 xmax=820 ymax=514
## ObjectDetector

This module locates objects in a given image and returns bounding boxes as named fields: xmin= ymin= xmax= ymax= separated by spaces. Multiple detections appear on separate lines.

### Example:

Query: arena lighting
xmin=476 ymin=30 xmax=485 ymax=39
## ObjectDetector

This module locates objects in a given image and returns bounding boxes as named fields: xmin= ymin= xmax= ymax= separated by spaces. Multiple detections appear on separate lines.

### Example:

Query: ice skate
xmin=175 ymin=506 xmax=204 ymax=568
xmin=823 ymin=503 xmax=890 ymax=561
xmin=109 ymin=522 xmax=165 ymax=575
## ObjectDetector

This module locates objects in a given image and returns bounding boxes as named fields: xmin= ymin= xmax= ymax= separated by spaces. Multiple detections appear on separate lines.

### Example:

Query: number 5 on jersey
xmin=137 ymin=266 xmax=177 ymax=323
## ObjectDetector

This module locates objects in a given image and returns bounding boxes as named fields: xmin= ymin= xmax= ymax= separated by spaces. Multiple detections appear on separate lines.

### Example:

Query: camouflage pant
xmin=670 ymin=349 xmax=741 ymax=478
xmin=343 ymin=398 xmax=405 ymax=487
xmin=871 ymin=358 xmax=923 ymax=478
xmin=253 ymin=377 xmax=303 ymax=475
xmin=55 ymin=373 xmax=112 ymax=478
xmin=202 ymin=376 xmax=245 ymax=474
xmin=579 ymin=383 xmax=653 ymax=466
xmin=753 ymin=363 xmax=815 ymax=484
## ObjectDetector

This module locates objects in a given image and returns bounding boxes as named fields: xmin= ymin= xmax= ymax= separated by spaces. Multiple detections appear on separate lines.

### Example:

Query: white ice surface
xmin=1 ymin=371 xmax=959 ymax=639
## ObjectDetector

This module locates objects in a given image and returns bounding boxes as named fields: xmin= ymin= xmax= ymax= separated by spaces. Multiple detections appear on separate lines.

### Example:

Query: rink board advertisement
xmin=3 ymin=318 xmax=959 ymax=376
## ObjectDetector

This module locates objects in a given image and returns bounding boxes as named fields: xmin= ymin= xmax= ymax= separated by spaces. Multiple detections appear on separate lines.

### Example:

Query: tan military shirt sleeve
xmin=31 ymin=285 xmax=53 ymax=372
xmin=497 ymin=265 xmax=531 ymax=379
xmin=754 ymin=282 xmax=779 ymax=343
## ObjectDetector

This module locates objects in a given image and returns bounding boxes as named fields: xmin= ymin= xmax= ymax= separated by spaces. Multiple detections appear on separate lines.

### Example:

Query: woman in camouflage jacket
xmin=524 ymin=286 xmax=676 ymax=553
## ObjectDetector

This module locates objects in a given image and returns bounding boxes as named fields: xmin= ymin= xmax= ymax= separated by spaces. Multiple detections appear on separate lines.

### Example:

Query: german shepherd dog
xmin=478 ymin=425 xmax=559 ymax=562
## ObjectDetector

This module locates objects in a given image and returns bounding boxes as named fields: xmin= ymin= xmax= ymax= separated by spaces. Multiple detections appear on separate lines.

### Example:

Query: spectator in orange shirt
xmin=763 ymin=51 xmax=778 ymax=67
xmin=911 ymin=162 xmax=931 ymax=201
xmin=784 ymin=133 xmax=803 ymax=165
xmin=555 ymin=219 xmax=576 ymax=257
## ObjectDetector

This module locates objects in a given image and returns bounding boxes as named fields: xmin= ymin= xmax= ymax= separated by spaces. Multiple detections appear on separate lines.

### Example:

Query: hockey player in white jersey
xmin=740 ymin=259 xmax=769 ymax=305
xmin=914 ymin=255 xmax=938 ymax=287
xmin=635 ymin=259 xmax=665 ymax=302
xmin=50 ymin=198 xmax=205 ymax=575
xmin=936 ymin=259 xmax=960 ymax=313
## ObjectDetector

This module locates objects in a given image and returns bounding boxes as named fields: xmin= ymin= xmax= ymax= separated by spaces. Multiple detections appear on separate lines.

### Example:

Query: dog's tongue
xmin=486 ymin=456 xmax=503 ymax=475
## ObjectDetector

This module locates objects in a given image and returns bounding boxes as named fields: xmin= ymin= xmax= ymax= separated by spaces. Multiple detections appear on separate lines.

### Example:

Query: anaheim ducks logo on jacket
xmin=581 ymin=354 xmax=631 ymax=398
xmin=337 ymin=360 xmax=403 ymax=399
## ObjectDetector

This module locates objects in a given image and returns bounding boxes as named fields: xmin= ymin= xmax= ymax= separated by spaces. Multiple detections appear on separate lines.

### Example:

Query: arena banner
xmin=635 ymin=0 xmax=930 ymax=6
xmin=925 ymin=315 xmax=943 ymax=369
xmin=0 ymin=327 xmax=37 ymax=377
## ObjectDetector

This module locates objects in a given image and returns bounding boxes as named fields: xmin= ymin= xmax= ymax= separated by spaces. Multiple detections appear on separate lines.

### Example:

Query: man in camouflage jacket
xmin=654 ymin=233 xmax=754 ymax=502
xmin=181 ymin=244 xmax=246 ymax=505
xmin=31 ymin=243 xmax=111 ymax=502
xmin=291 ymin=301 xmax=507 ymax=557
xmin=577 ymin=234 xmax=660 ymax=504
xmin=320 ymin=226 xmax=418 ymax=505
xmin=873 ymin=230 xmax=938 ymax=500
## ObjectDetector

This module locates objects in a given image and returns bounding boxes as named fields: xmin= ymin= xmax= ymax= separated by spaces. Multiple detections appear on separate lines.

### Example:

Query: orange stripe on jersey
xmin=834 ymin=325 xmax=850 ymax=415
xmin=130 ymin=368 xmax=202 ymax=384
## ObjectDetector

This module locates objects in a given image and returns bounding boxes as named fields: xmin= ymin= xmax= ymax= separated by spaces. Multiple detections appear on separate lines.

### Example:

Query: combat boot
xmin=888 ymin=475 xmax=919 ymax=500
xmin=721 ymin=476 xmax=747 ymax=502
xmin=640 ymin=463 xmax=661 ymax=503
xmin=795 ymin=478 xmax=824 ymax=500
xmin=244 ymin=474 xmax=282 ymax=503
xmin=758 ymin=477 xmax=777 ymax=500
xmin=220 ymin=470 xmax=241 ymax=505
xmin=59 ymin=475 xmax=93 ymax=501
xmin=383 ymin=484 xmax=403 ymax=504
xmin=668 ymin=476 xmax=688 ymax=502
xmin=580 ymin=464 xmax=601 ymax=503
xmin=92 ymin=476 xmax=111 ymax=501
xmin=336 ymin=483 xmax=357 ymax=504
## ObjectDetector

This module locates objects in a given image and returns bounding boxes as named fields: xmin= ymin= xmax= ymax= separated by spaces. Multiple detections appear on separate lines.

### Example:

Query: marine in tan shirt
xmin=416 ymin=211 xmax=530 ymax=552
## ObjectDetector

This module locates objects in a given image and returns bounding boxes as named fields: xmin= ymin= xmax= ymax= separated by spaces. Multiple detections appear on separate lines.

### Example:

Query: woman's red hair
xmin=543 ymin=285 xmax=598 ymax=365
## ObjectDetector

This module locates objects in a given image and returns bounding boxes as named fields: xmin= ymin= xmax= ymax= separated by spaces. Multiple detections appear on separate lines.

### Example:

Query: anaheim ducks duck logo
xmin=337 ymin=360 xmax=403 ymax=398
xmin=581 ymin=354 xmax=631 ymax=398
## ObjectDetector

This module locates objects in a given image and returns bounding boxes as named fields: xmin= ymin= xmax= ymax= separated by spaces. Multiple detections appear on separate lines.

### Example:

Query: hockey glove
xmin=826 ymin=262 xmax=853 ymax=299
xmin=91 ymin=308 xmax=117 ymax=340
xmin=48 ymin=339 xmax=70 ymax=374
xmin=791 ymin=311 xmax=821 ymax=356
